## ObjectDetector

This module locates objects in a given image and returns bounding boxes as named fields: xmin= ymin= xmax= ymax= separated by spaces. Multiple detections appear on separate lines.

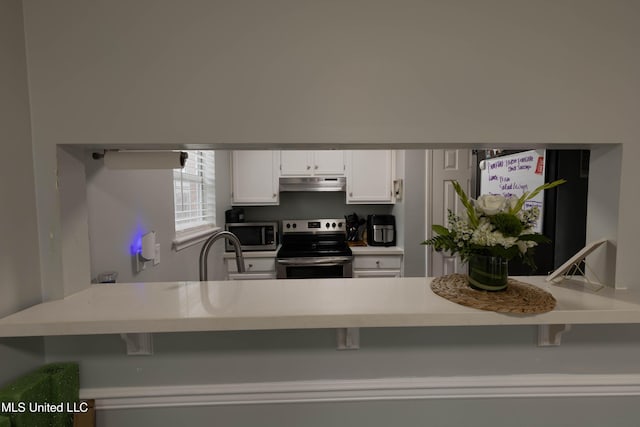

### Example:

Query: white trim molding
xmin=82 ymin=374 xmax=640 ymax=410
xmin=172 ymin=226 xmax=219 ymax=251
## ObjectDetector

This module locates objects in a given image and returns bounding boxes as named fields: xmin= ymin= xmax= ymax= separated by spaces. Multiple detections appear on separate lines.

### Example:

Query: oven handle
xmin=276 ymin=257 xmax=353 ymax=266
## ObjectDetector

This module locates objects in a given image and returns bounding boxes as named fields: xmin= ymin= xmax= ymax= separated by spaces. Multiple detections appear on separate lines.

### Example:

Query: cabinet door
xmin=313 ymin=151 xmax=345 ymax=176
xmin=346 ymin=150 xmax=394 ymax=203
xmin=280 ymin=151 xmax=313 ymax=176
xmin=231 ymin=151 xmax=279 ymax=205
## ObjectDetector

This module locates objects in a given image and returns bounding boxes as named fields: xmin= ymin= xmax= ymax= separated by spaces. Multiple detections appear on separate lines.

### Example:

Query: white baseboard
xmin=81 ymin=374 xmax=640 ymax=410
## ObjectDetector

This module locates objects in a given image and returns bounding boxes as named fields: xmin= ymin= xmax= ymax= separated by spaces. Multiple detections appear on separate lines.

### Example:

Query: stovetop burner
xmin=277 ymin=219 xmax=353 ymax=259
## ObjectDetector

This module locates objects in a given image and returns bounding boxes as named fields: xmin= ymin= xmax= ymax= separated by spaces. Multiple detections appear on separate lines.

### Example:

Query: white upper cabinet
xmin=231 ymin=149 xmax=395 ymax=206
xmin=346 ymin=150 xmax=395 ymax=204
xmin=231 ymin=151 xmax=280 ymax=205
xmin=313 ymin=150 xmax=345 ymax=175
xmin=280 ymin=151 xmax=313 ymax=176
xmin=280 ymin=150 xmax=345 ymax=176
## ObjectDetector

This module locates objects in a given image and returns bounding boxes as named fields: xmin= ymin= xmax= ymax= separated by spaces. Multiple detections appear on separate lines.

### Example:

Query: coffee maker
xmin=366 ymin=215 xmax=396 ymax=247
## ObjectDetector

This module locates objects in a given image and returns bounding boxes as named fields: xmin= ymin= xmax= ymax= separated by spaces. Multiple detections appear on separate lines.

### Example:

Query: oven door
xmin=276 ymin=257 xmax=353 ymax=279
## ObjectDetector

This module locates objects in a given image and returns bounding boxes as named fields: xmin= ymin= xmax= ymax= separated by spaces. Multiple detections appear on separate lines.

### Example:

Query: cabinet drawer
xmin=353 ymin=270 xmax=401 ymax=278
xmin=353 ymin=255 xmax=402 ymax=270
xmin=226 ymin=257 xmax=275 ymax=273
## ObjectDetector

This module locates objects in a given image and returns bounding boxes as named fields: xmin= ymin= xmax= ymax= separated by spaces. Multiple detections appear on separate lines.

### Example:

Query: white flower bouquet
xmin=423 ymin=179 xmax=566 ymax=270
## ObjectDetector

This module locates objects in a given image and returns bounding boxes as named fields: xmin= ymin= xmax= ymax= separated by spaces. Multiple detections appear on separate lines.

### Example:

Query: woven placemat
xmin=431 ymin=274 xmax=556 ymax=314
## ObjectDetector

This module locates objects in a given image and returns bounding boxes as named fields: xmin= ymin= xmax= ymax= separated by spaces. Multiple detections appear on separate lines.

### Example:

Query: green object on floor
xmin=36 ymin=363 xmax=80 ymax=427
xmin=0 ymin=369 xmax=51 ymax=427
xmin=0 ymin=362 xmax=79 ymax=427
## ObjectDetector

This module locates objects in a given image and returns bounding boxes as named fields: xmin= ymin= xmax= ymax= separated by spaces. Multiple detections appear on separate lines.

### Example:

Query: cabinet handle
xmin=306 ymin=165 xmax=311 ymax=170
xmin=376 ymin=260 xmax=380 ymax=267
xmin=273 ymin=193 xmax=277 ymax=198
xmin=314 ymin=165 xmax=318 ymax=169
xmin=349 ymin=192 xmax=353 ymax=197
xmin=248 ymin=263 xmax=253 ymax=269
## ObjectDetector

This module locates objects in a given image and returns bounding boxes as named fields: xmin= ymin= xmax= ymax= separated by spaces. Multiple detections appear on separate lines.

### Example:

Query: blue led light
xmin=129 ymin=224 xmax=146 ymax=256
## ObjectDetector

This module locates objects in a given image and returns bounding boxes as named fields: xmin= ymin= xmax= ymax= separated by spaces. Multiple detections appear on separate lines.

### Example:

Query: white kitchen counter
xmin=350 ymin=246 xmax=404 ymax=255
xmin=220 ymin=246 xmax=403 ymax=257
xmin=1 ymin=277 xmax=640 ymax=337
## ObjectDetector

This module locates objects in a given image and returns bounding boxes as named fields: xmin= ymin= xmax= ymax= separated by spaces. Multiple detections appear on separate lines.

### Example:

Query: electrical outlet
xmin=154 ymin=243 xmax=160 ymax=265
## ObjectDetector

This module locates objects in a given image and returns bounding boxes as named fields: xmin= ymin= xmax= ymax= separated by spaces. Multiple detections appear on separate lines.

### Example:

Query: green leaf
xmin=509 ymin=179 xmax=567 ymax=214
xmin=451 ymin=181 xmax=479 ymax=228
xmin=487 ymin=245 xmax=520 ymax=260
xmin=489 ymin=213 xmax=524 ymax=237
xmin=526 ymin=179 xmax=566 ymax=202
xmin=432 ymin=224 xmax=450 ymax=236
xmin=510 ymin=192 xmax=530 ymax=215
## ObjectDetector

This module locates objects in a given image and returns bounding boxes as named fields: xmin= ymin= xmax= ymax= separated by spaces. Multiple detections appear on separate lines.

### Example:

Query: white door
xmin=427 ymin=149 xmax=474 ymax=277
xmin=313 ymin=150 xmax=345 ymax=175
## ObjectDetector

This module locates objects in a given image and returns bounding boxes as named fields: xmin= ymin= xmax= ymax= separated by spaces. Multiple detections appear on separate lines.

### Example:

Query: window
xmin=172 ymin=150 xmax=217 ymax=250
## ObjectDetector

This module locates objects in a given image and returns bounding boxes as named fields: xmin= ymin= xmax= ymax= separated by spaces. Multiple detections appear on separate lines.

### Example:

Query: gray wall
xmin=400 ymin=150 xmax=426 ymax=277
xmin=46 ymin=325 xmax=640 ymax=388
xmin=21 ymin=0 xmax=640 ymax=294
xmin=10 ymin=0 xmax=640 ymax=425
xmin=44 ymin=325 xmax=640 ymax=426
xmin=0 ymin=0 xmax=44 ymax=383
xmin=96 ymin=397 xmax=640 ymax=427
xmin=243 ymin=191 xmax=394 ymax=224
xmin=86 ymin=150 xmax=232 ymax=283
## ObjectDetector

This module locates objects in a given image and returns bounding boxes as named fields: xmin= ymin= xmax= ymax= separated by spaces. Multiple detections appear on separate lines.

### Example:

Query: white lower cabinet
xmin=225 ymin=255 xmax=276 ymax=280
xmin=352 ymin=254 xmax=403 ymax=277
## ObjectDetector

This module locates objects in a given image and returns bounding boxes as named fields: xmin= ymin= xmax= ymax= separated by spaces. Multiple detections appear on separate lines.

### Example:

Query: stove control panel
xmin=282 ymin=219 xmax=346 ymax=234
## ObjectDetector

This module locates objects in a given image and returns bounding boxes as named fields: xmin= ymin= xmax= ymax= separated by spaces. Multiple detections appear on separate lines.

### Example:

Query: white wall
xmin=0 ymin=0 xmax=44 ymax=383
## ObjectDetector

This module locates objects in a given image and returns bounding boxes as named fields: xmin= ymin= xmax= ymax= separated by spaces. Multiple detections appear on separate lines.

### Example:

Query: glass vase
xmin=467 ymin=254 xmax=508 ymax=291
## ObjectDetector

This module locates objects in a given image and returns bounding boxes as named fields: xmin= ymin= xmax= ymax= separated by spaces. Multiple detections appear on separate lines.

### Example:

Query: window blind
xmin=173 ymin=150 xmax=216 ymax=232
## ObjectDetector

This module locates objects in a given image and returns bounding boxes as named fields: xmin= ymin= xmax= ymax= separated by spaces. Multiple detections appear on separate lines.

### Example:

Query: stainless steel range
xmin=276 ymin=219 xmax=353 ymax=279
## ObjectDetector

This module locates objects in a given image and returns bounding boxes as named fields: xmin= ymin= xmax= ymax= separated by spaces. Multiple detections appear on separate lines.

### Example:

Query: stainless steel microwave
xmin=225 ymin=222 xmax=278 ymax=251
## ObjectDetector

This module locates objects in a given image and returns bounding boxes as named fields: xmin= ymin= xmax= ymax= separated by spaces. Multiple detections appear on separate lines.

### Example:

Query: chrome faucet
xmin=199 ymin=230 xmax=246 ymax=281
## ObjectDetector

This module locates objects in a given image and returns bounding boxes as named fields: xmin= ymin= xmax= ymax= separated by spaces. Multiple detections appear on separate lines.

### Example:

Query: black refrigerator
xmin=475 ymin=149 xmax=590 ymax=276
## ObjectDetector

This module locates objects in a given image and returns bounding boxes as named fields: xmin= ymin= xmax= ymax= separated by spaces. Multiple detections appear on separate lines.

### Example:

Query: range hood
xmin=279 ymin=176 xmax=346 ymax=192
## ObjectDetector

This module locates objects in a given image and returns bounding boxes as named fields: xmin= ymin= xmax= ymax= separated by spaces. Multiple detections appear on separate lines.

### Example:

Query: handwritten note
xmin=480 ymin=149 xmax=546 ymax=233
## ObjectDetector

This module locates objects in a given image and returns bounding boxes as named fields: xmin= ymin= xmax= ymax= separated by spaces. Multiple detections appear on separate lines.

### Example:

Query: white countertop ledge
xmin=349 ymin=246 xmax=404 ymax=255
xmin=1 ymin=277 xmax=639 ymax=337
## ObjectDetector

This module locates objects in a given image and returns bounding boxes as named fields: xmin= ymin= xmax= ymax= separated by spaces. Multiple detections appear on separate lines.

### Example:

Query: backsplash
xmin=237 ymin=192 xmax=394 ymax=222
